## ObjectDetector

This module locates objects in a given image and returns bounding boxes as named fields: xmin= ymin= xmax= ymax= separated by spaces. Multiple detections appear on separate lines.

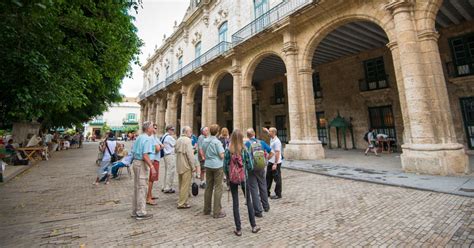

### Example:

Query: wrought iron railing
xmin=139 ymin=0 xmax=314 ymax=101
xmin=232 ymin=0 xmax=313 ymax=46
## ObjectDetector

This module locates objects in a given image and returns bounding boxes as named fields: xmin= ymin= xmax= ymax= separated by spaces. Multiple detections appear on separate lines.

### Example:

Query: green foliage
xmin=123 ymin=125 xmax=138 ymax=133
xmin=65 ymin=128 xmax=76 ymax=135
xmin=101 ymin=122 xmax=111 ymax=134
xmin=0 ymin=0 xmax=143 ymax=129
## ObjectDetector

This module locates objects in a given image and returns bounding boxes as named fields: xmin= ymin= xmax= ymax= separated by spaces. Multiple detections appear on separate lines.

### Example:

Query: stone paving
xmin=0 ymin=143 xmax=473 ymax=247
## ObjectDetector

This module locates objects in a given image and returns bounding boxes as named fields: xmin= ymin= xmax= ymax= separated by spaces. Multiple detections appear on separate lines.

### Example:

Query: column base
xmin=284 ymin=140 xmax=325 ymax=160
xmin=401 ymin=143 xmax=469 ymax=176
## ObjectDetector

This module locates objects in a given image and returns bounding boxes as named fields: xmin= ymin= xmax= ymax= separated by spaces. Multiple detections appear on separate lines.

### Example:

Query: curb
xmin=1 ymin=164 xmax=34 ymax=184
xmin=283 ymin=165 xmax=474 ymax=198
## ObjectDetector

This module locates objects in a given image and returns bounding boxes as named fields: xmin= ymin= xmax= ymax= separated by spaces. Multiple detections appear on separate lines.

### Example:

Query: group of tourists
xmin=125 ymin=121 xmax=283 ymax=236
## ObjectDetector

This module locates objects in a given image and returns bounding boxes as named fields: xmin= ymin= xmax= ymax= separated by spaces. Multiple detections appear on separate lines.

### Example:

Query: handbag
xmin=192 ymin=176 xmax=199 ymax=196
xmin=105 ymin=141 xmax=118 ymax=163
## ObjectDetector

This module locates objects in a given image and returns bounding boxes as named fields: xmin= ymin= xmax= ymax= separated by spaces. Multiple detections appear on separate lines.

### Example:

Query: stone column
xmin=232 ymin=62 xmax=245 ymax=130
xmin=281 ymin=31 xmax=325 ymax=160
xmin=165 ymin=92 xmax=178 ymax=128
xmin=156 ymin=97 xmax=166 ymax=136
xmin=385 ymin=1 xmax=468 ymax=175
xmin=201 ymin=75 xmax=210 ymax=127
xmin=139 ymin=102 xmax=145 ymax=125
xmin=180 ymin=85 xmax=190 ymax=128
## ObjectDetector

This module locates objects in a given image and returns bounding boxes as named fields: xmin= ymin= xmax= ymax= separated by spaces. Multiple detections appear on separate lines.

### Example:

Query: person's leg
xmin=266 ymin=163 xmax=274 ymax=197
xmin=245 ymin=181 xmax=257 ymax=228
xmin=146 ymin=179 xmax=154 ymax=203
xmin=177 ymin=173 xmax=185 ymax=207
xmin=136 ymin=162 xmax=150 ymax=216
xmin=162 ymin=156 xmax=169 ymax=191
xmin=179 ymin=170 xmax=192 ymax=206
xmin=104 ymin=162 xmax=112 ymax=184
xmin=166 ymin=154 xmax=176 ymax=191
xmin=213 ymin=168 xmax=224 ymax=217
xmin=256 ymin=169 xmax=270 ymax=211
xmin=203 ymin=167 xmax=214 ymax=215
xmin=275 ymin=163 xmax=282 ymax=198
xmin=131 ymin=160 xmax=140 ymax=216
xmin=247 ymin=171 xmax=263 ymax=215
xmin=230 ymin=182 xmax=241 ymax=231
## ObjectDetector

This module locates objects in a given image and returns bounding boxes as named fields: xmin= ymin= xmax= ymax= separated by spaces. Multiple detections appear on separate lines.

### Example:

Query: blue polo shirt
xmin=132 ymin=134 xmax=153 ymax=160
xmin=149 ymin=136 xmax=162 ymax=161
xmin=201 ymin=136 xmax=225 ymax=169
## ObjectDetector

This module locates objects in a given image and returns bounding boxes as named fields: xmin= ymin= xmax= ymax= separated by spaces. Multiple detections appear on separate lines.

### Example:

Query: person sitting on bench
xmin=111 ymin=152 xmax=133 ymax=178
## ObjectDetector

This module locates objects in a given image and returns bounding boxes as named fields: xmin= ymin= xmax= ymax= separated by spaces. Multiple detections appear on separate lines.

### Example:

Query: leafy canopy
xmin=0 ymin=0 xmax=143 ymax=128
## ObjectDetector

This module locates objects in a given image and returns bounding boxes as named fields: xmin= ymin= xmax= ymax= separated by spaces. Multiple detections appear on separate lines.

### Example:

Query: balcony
xmin=123 ymin=118 xmax=139 ymax=125
xmin=232 ymin=0 xmax=313 ymax=46
xmin=446 ymin=61 xmax=474 ymax=78
xmin=139 ymin=0 xmax=314 ymax=101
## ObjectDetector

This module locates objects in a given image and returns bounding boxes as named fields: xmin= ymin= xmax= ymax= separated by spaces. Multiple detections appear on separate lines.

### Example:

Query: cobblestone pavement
xmin=0 ymin=143 xmax=473 ymax=247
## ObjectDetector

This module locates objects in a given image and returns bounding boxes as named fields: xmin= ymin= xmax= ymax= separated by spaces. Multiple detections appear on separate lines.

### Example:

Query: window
xmin=225 ymin=94 xmax=232 ymax=113
xmin=254 ymin=0 xmax=269 ymax=31
xmin=368 ymin=106 xmax=396 ymax=139
xmin=312 ymin=73 xmax=322 ymax=98
xmin=275 ymin=115 xmax=287 ymax=143
xmin=218 ymin=22 xmax=228 ymax=43
xmin=360 ymin=57 xmax=388 ymax=91
xmin=273 ymin=82 xmax=285 ymax=104
xmin=195 ymin=42 xmax=202 ymax=67
xmin=316 ymin=111 xmax=328 ymax=145
xmin=460 ymin=97 xmax=474 ymax=149
xmin=178 ymin=56 xmax=183 ymax=70
xmin=449 ymin=33 xmax=474 ymax=77
xmin=127 ymin=113 xmax=136 ymax=120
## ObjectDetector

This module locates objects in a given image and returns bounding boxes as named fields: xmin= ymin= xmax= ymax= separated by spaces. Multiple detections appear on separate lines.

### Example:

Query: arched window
xmin=218 ymin=21 xmax=228 ymax=43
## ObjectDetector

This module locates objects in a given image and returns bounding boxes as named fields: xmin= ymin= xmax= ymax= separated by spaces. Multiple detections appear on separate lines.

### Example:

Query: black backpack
xmin=363 ymin=132 xmax=369 ymax=142
xmin=159 ymin=134 xmax=168 ymax=158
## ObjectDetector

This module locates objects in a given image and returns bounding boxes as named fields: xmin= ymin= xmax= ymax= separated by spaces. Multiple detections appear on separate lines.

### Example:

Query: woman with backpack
xmin=223 ymin=129 xmax=261 ymax=236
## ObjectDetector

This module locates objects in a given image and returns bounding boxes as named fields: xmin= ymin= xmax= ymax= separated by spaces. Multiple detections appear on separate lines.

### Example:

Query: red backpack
xmin=229 ymin=153 xmax=245 ymax=184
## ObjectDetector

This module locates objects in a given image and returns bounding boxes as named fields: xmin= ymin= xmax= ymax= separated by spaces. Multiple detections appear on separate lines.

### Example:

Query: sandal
xmin=151 ymin=197 xmax=159 ymax=200
xmin=234 ymin=229 xmax=242 ymax=236
xmin=252 ymin=226 xmax=261 ymax=233
xmin=146 ymin=201 xmax=157 ymax=206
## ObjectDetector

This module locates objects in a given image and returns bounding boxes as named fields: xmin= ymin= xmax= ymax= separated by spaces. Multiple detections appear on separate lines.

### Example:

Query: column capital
xmin=180 ymin=85 xmax=188 ymax=95
xmin=386 ymin=41 xmax=398 ymax=51
xmin=282 ymin=41 xmax=298 ymax=56
xmin=384 ymin=0 xmax=414 ymax=15
xmin=230 ymin=66 xmax=242 ymax=76
xmin=417 ymin=30 xmax=440 ymax=42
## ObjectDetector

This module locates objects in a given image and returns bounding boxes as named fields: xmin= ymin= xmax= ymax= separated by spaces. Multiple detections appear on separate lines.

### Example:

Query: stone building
xmin=138 ymin=0 xmax=474 ymax=176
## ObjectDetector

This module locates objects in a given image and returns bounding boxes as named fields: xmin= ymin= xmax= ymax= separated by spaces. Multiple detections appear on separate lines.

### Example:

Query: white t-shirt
xmin=44 ymin=134 xmax=53 ymax=143
xmin=269 ymin=136 xmax=282 ymax=164
xmin=102 ymin=140 xmax=117 ymax=162
xmin=162 ymin=134 xmax=176 ymax=155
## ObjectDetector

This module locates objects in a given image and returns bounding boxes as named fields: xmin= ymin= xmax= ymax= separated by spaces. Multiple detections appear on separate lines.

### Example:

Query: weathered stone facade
xmin=139 ymin=0 xmax=474 ymax=176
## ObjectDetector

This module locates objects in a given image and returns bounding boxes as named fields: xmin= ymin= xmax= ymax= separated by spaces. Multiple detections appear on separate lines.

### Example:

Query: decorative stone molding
xmin=213 ymin=8 xmax=228 ymax=26
xmin=202 ymin=9 xmax=210 ymax=27
xmin=417 ymin=30 xmax=440 ymax=42
xmin=162 ymin=34 xmax=167 ymax=42
xmin=282 ymin=41 xmax=298 ymax=56
xmin=384 ymin=0 xmax=414 ymax=15
xmin=176 ymin=47 xmax=184 ymax=58
xmin=191 ymin=32 xmax=202 ymax=45
xmin=298 ymin=67 xmax=314 ymax=75
xmin=386 ymin=41 xmax=398 ymax=51
xmin=230 ymin=66 xmax=241 ymax=76
xmin=164 ymin=59 xmax=170 ymax=68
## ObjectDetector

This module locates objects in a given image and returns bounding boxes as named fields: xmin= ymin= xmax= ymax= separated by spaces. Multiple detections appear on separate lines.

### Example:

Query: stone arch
xmin=242 ymin=50 xmax=287 ymax=88
xmin=300 ymin=13 xmax=396 ymax=69
xmin=186 ymin=82 xmax=201 ymax=103
xmin=415 ymin=0 xmax=443 ymax=32
xmin=209 ymin=69 xmax=233 ymax=97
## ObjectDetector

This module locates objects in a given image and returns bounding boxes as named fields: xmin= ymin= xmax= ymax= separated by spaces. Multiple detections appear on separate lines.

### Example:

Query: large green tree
xmin=0 ymin=0 xmax=142 ymax=128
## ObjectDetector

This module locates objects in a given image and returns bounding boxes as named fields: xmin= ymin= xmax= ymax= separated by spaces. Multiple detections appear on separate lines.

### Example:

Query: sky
xmin=120 ymin=0 xmax=189 ymax=97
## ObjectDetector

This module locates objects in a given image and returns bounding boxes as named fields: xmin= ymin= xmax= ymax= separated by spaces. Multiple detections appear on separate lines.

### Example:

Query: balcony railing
xmin=139 ymin=0 xmax=314 ymax=101
xmin=232 ymin=0 xmax=313 ymax=46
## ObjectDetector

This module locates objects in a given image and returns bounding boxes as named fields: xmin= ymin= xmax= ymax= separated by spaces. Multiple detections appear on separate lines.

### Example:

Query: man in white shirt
xmin=263 ymin=127 xmax=283 ymax=200
xmin=94 ymin=132 xmax=117 ymax=185
xmin=161 ymin=125 xmax=177 ymax=193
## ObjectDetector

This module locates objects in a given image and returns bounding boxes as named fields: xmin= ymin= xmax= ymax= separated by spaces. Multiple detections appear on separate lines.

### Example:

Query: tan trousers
xmin=177 ymin=170 xmax=192 ymax=207
xmin=162 ymin=154 xmax=176 ymax=191
xmin=132 ymin=160 xmax=150 ymax=216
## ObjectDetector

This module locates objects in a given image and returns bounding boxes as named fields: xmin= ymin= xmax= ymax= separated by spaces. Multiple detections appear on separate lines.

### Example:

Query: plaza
xmin=0 ymin=143 xmax=473 ymax=247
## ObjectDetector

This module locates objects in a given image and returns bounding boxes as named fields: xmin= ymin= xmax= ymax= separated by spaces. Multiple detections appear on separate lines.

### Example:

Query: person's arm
xmin=185 ymin=139 xmax=196 ymax=171
xmin=217 ymin=142 xmax=225 ymax=159
xmin=262 ymin=141 xmax=274 ymax=159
